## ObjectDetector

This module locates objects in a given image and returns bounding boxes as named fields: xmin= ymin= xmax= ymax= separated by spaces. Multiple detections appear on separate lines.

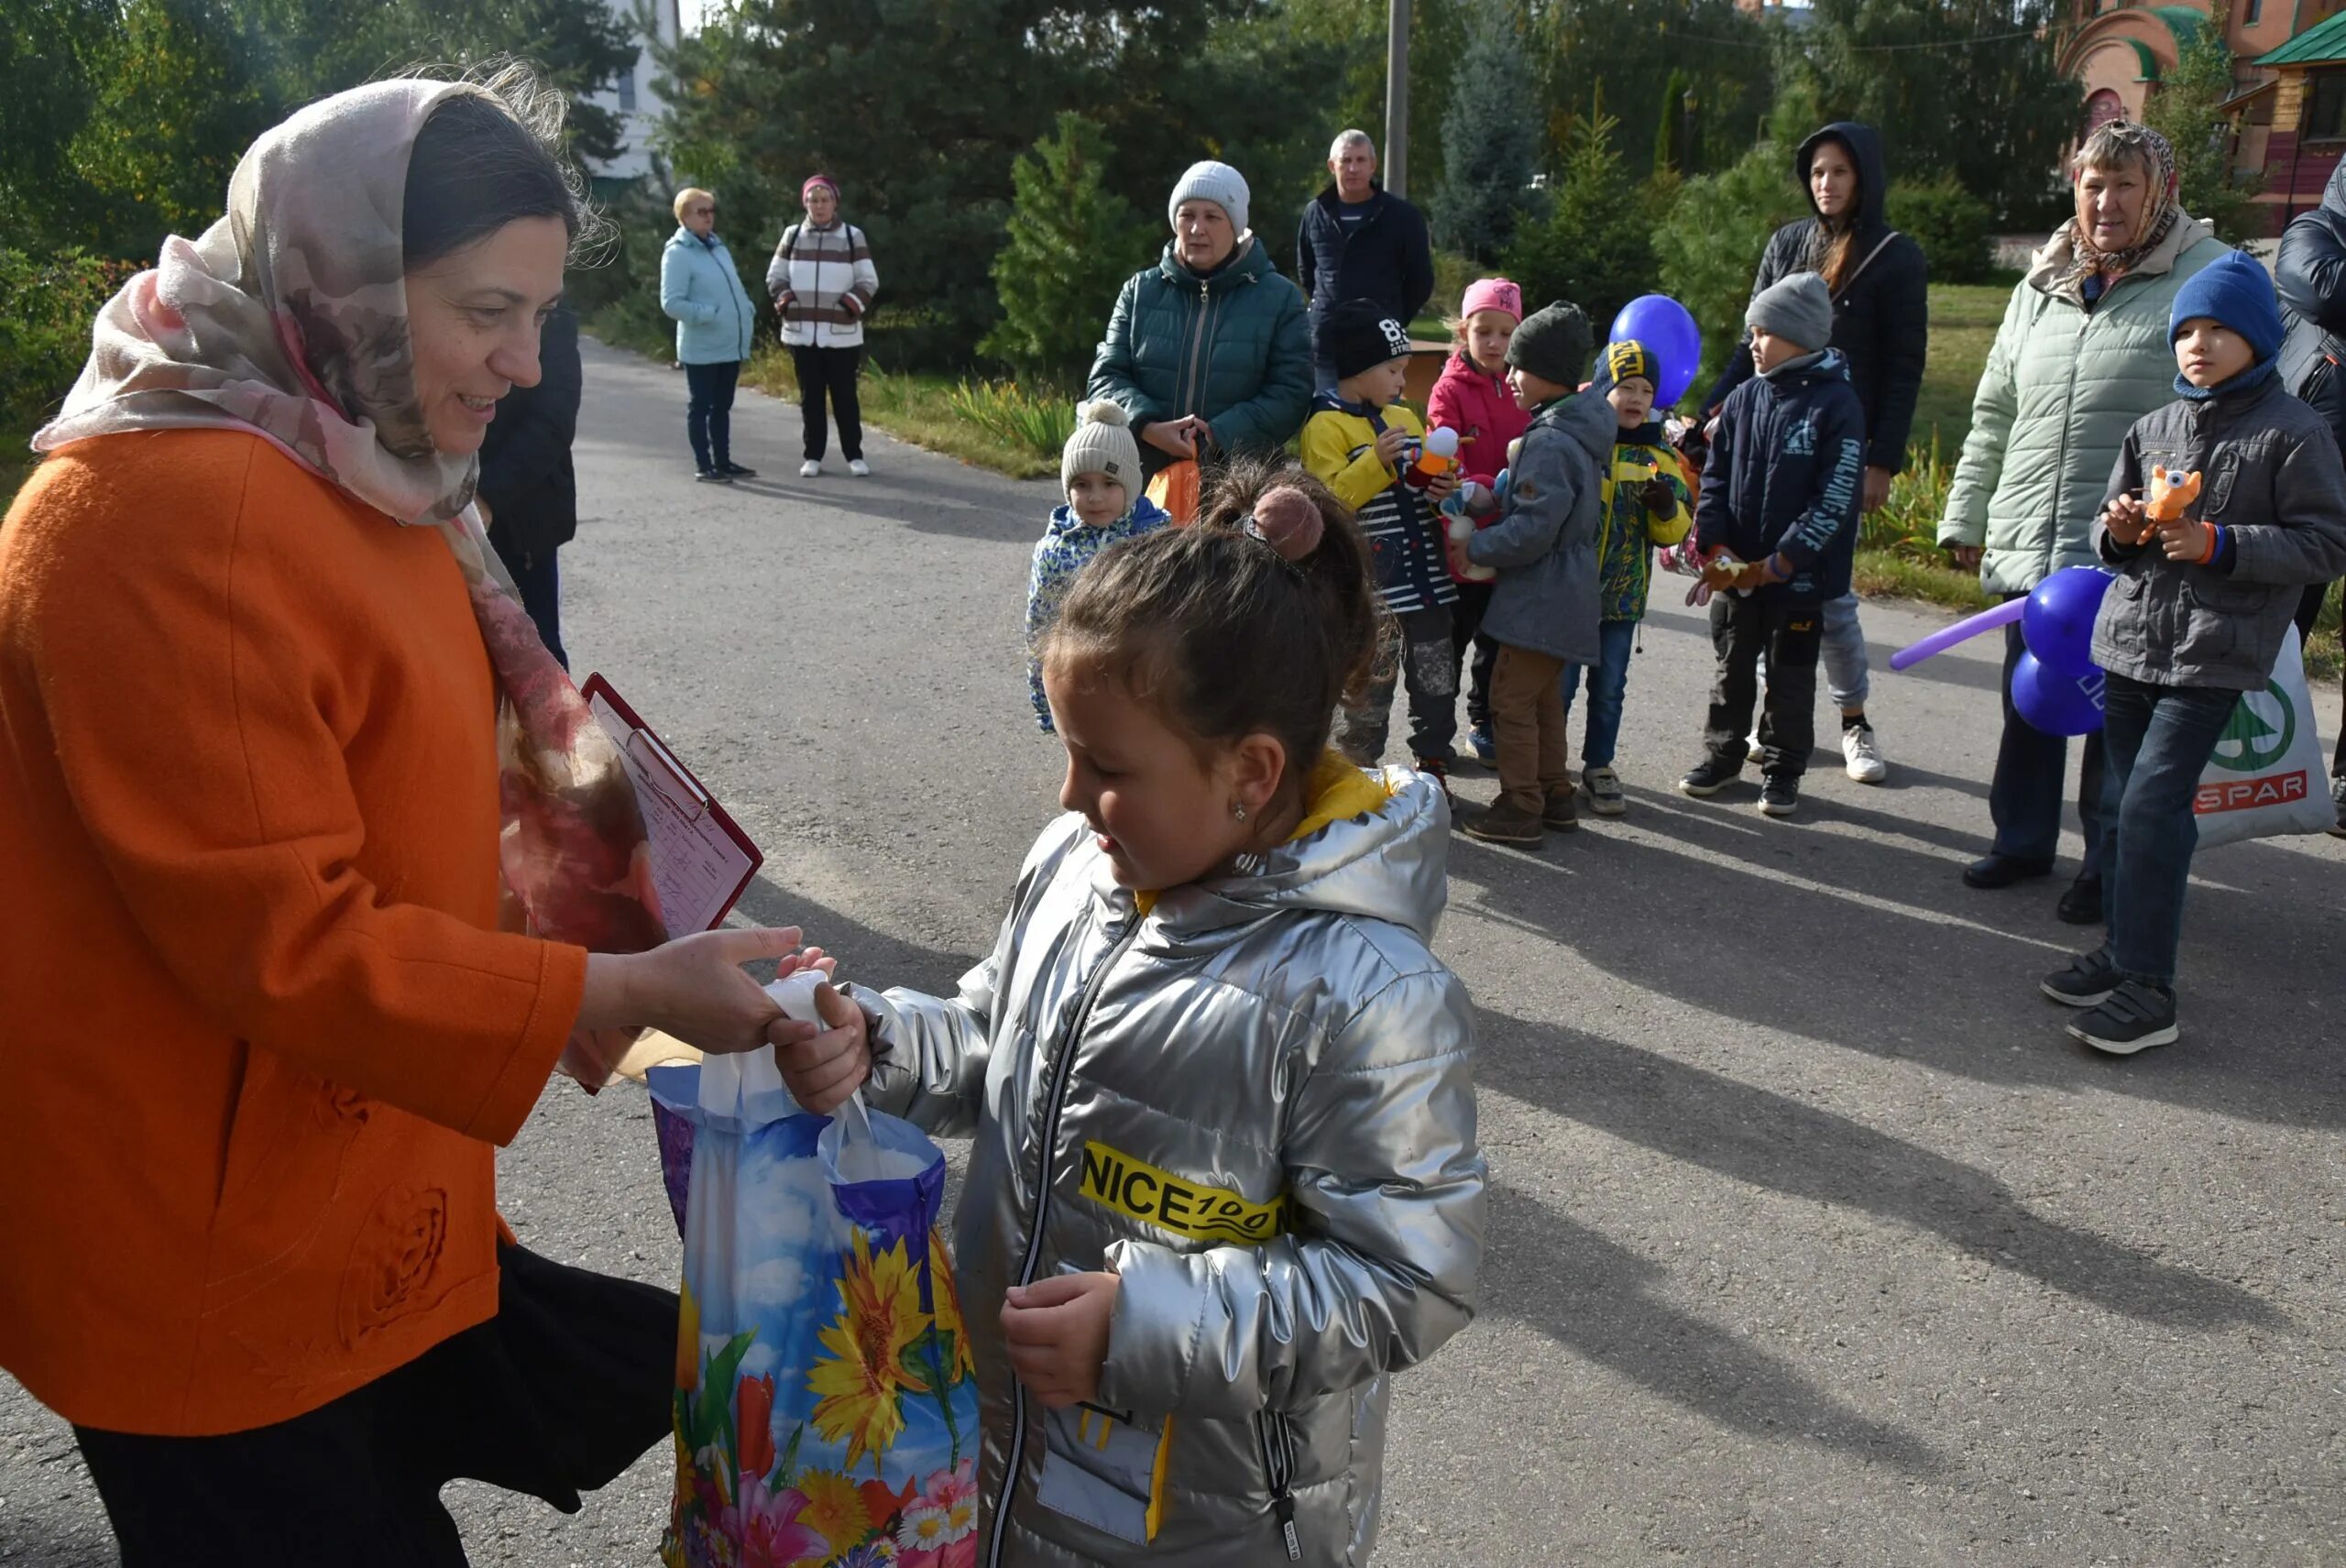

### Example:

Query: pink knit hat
xmin=1461 ymin=278 xmax=1523 ymax=323
xmin=802 ymin=174 xmax=839 ymax=203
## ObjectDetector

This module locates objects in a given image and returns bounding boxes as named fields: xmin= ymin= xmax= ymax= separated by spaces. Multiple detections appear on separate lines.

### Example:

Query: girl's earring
xmin=1233 ymin=802 xmax=1249 ymax=823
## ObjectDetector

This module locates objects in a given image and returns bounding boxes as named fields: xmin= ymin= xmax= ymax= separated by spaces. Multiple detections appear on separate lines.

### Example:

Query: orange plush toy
xmin=2146 ymin=465 xmax=2202 ymax=521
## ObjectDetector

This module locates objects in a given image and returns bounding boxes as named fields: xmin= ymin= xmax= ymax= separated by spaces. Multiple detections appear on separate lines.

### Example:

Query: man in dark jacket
xmin=1683 ymin=273 xmax=1866 ymax=819
xmin=478 ymin=304 xmax=582 ymax=668
xmin=1296 ymin=131 xmax=1434 ymax=380
xmin=1705 ymin=122 xmax=1929 ymax=787
xmin=2272 ymin=157 xmax=2346 ymax=831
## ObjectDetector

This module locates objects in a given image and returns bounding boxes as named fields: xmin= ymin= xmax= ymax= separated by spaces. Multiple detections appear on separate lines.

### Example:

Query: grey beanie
xmin=1505 ymin=300 xmax=1594 ymax=386
xmin=1746 ymin=270 xmax=1835 ymax=352
xmin=1061 ymin=400 xmax=1142 ymax=493
xmin=1168 ymin=159 xmax=1250 ymax=236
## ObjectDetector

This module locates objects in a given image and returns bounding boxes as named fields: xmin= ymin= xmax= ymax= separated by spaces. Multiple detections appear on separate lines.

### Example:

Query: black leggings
xmin=793 ymin=344 xmax=864 ymax=461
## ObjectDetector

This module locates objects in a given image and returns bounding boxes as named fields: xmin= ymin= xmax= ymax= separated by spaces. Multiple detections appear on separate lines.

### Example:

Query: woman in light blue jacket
xmin=660 ymin=186 xmax=758 ymax=482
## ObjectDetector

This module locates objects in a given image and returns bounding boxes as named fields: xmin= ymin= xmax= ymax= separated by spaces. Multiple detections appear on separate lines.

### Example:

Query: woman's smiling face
xmin=404 ymin=214 xmax=567 ymax=456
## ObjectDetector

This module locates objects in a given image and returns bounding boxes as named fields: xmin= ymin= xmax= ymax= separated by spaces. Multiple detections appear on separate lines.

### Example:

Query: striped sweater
xmin=764 ymin=220 xmax=879 ymax=348
xmin=1299 ymin=394 xmax=1457 ymax=614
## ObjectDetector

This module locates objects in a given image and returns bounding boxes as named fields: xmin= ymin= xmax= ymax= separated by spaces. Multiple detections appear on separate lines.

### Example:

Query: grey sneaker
xmin=2040 ymin=948 xmax=2118 ymax=1008
xmin=2067 ymin=979 xmax=2179 ymax=1056
xmin=1583 ymin=764 xmax=1626 ymax=817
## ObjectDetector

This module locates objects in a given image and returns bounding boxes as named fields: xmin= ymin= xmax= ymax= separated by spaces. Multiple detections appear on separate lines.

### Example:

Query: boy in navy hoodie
xmin=1678 ymin=272 xmax=1866 ymax=817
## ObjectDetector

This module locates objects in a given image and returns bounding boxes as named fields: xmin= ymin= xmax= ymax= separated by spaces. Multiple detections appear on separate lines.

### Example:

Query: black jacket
xmin=2275 ymin=158 xmax=2346 ymax=419
xmin=1294 ymin=183 xmax=1434 ymax=328
xmin=1695 ymin=348 xmax=1867 ymax=602
xmin=1703 ymin=123 xmax=1929 ymax=475
xmin=478 ymin=305 xmax=581 ymax=572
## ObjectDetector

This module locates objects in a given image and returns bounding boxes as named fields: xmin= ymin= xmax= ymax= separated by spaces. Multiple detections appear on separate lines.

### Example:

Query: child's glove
xmin=1636 ymin=476 xmax=1678 ymax=516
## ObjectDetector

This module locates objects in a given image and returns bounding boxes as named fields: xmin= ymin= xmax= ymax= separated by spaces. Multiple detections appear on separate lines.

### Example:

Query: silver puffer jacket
xmin=853 ymin=766 xmax=1484 ymax=1567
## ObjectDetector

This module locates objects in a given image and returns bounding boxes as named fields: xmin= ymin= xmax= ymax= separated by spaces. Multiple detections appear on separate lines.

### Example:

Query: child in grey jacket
xmin=1448 ymin=301 xmax=1618 ymax=846
xmin=2043 ymin=250 xmax=2346 ymax=1056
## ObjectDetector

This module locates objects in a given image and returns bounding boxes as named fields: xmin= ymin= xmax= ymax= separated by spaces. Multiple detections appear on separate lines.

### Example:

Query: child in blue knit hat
xmin=2040 ymin=249 xmax=2346 ymax=1056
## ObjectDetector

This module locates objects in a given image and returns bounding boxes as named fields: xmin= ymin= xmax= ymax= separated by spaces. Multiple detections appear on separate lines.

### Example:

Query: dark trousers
xmin=1703 ymin=593 xmax=1823 ymax=779
xmin=1990 ymin=605 xmax=2106 ymax=874
xmin=1450 ymin=580 xmax=1498 ymax=729
xmin=73 ymin=1245 xmax=676 ymax=1568
xmin=2098 ymin=672 xmax=2239 ymax=989
xmin=2295 ymin=580 xmax=2346 ymax=784
xmin=1339 ymin=604 xmax=1459 ymax=765
xmin=793 ymin=344 xmax=864 ymax=461
xmin=510 ymin=547 xmax=566 ymax=670
xmin=685 ymin=358 xmax=740 ymax=472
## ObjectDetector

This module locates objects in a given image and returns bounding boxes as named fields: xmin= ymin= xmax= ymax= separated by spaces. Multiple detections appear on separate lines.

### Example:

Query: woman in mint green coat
xmin=659 ymin=186 xmax=759 ymax=481
xmin=1937 ymin=122 xmax=2225 ymax=923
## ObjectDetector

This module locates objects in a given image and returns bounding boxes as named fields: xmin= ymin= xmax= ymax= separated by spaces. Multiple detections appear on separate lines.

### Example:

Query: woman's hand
xmin=576 ymin=927 xmax=812 ymax=1055
xmin=771 ymin=981 xmax=870 ymax=1113
xmin=1001 ymin=1272 xmax=1120 ymax=1409
xmin=1948 ymin=544 xmax=1984 ymax=571
xmin=1141 ymin=416 xmax=1204 ymax=459
xmin=1861 ymin=466 xmax=1893 ymax=515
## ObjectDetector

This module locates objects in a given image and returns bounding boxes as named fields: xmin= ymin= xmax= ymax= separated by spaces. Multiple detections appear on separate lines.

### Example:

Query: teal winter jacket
xmin=660 ymin=226 xmax=758 ymax=366
xmin=1087 ymin=236 xmax=1313 ymax=478
xmin=1938 ymin=214 xmax=2226 ymax=595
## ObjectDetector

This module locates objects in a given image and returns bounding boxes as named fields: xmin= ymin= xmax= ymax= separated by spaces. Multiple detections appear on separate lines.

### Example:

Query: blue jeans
xmin=684 ymin=359 xmax=740 ymax=472
xmin=1559 ymin=620 xmax=1638 ymax=767
xmin=1990 ymin=608 xmax=2106 ymax=873
xmin=2097 ymin=672 xmax=2239 ymax=989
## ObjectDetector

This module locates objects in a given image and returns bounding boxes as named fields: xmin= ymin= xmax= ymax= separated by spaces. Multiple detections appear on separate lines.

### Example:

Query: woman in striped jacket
xmin=766 ymin=174 xmax=879 ymax=477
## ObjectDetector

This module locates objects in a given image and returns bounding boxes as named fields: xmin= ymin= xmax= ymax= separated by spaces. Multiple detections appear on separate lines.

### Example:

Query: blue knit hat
xmin=2169 ymin=250 xmax=2285 ymax=364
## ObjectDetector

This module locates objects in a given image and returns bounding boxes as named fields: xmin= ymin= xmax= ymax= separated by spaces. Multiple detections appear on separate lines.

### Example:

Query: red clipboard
xmin=581 ymin=674 xmax=762 ymax=938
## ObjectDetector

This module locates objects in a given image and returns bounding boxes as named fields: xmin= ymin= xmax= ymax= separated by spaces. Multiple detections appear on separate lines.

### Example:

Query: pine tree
xmin=980 ymin=114 xmax=1150 ymax=387
xmin=1500 ymin=88 xmax=1654 ymax=336
xmin=1655 ymin=69 xmax=1693 ymax=176
xmin=2143 ymin=5 xmax=2261 ymax=243
xmin=1431 ymin=0 xmax=1540 ymax=264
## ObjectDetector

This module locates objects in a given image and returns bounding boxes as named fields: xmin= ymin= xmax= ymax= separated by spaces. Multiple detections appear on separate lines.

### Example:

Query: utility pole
xmin=1386 ymin=0 xmax=1410 ymax=197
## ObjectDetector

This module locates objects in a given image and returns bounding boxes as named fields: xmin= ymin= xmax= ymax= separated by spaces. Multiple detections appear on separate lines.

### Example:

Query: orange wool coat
xmin=0 ymin=429 xmax=589 ymax=1436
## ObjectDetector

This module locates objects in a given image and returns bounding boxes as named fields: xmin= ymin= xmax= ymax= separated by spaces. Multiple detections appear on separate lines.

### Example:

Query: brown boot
xmin=1541 ymin=787 xmax=1581 ymax=832
xmin=1462 ymin=799 xmax=1545 ymax=846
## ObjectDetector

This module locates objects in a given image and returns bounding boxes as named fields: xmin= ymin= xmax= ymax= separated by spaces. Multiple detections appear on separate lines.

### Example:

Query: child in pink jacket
xmin=1427 ymin=277 xmax=1531 ymax=764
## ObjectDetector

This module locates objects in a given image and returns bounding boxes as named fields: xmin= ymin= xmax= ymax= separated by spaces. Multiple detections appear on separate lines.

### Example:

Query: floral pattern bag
xmin=649 ymin=1049 xmax=981 ymax=1568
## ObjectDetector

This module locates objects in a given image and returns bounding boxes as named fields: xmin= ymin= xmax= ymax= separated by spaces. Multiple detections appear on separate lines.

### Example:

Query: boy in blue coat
xmin=1679 ymin=272 xmax=1866 ymax=817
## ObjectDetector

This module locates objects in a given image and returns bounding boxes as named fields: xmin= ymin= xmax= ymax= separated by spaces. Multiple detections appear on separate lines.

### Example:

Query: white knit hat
xmin=1061 ymin=400 xmax=1142 ymax=492
xmin=1167 ymin=160 xmax=1250 ymax=236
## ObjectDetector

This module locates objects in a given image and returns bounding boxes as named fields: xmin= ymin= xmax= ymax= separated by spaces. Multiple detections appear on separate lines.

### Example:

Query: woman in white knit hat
xmin=1085 ymin=160 xmax=1312 ymax=480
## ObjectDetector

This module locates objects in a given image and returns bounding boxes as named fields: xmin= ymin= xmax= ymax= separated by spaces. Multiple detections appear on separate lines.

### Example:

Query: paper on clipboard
xmin=581 ymin=674 xmax=762 ymax=940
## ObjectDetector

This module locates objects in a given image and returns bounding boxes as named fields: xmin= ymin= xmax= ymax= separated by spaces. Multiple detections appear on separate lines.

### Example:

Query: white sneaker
xmin=849 ymin=458 xmax=871 ymax=477
xmin=1746 ymin=729 xmax=1765 ymax=765
xmin=798 ymin=459 xmax=822 ymax=477
xmin=1842 ymin=719 xmax=1888 ymax=784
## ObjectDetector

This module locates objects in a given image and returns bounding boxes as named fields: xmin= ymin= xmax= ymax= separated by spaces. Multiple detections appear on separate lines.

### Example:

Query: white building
xmin=584 ymin=0 xmax=683 ymax=182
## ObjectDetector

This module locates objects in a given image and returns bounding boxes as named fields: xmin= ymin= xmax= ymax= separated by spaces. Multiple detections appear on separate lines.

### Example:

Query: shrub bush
xmin=944 ymin=378 xmax=1077 ymax=460
xmin=1887 ymin=177 xmax=1994 ymax=286
xmin=980 ymin=113 xmax=1149 ymax=388
xmin=0 ymin=247 xmax=134 ymax=454
xmin=1651 ymin=140 xmax=1804 ymax=395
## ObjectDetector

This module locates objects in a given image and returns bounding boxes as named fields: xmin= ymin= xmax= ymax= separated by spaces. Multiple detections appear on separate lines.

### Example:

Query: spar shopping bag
xmin=648 ymin=1044 xmax=981 ymax=1568
xmin=2194 ymin=625 xmax=2337 ymax=850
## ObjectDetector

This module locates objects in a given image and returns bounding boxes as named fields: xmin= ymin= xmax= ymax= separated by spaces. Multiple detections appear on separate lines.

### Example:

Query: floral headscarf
xmin=34 ymin=79 xmax=663 ymax=1083
xmin=2052 ymin=121 xmax=2181 ymax=299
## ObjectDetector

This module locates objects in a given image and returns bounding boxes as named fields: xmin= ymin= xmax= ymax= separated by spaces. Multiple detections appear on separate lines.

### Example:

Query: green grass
xmin=1911 ymin=281 xmax=2007 ymax=458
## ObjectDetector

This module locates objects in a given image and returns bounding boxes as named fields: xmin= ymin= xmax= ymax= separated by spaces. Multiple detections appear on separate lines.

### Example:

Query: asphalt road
xmin=5 ymin=338 xmax=2343 ymax=1567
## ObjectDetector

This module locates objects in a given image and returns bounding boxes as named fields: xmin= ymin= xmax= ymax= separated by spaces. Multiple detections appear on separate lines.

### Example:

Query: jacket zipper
xmin=1255 ymin=1410 xmax=1302 ymax=1560
xmin=984 ymin=917 xmax=1145 ymax=1568
xmin=1178 ymin=278 xmax=1217 ymax=422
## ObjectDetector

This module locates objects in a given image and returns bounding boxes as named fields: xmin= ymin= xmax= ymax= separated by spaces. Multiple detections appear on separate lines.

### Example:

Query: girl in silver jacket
xmin=782 ymin=462 xmax=1486 ymax=1567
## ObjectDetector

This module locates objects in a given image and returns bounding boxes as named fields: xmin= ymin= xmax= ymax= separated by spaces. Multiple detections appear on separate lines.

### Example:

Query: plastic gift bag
xmin=648 ymin=981 xmax=980 ymax=1568
xmin=1146 ymin=458 xmax=1200 ymax=526
xmin=2194 ymin=625 xmax=2336 ymax=850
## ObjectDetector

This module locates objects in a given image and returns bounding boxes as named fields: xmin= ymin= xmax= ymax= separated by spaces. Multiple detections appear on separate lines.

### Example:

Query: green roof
xmin=2125 ymin=37 xmax=2161 ymax=81
xmin=2257 ymin=7 xmax=2346 ymax=67
xmin=2150 ymin=5 xmax=2207 ymax=49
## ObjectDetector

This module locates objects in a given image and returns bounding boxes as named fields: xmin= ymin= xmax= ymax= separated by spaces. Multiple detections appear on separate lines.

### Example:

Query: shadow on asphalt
xmin=1639 ymin=603 xmax=2011 ymax=700
xmin=732 ymin=876 xmax=979 ymax=1001
xmin=1474 ymin=1008 xmax=2284 ymax=1334
xmin=1479 ymin=1181 xmax=1945 ymax=1476
xmin=1448 ymin=798 xmax=2346 ymax=1134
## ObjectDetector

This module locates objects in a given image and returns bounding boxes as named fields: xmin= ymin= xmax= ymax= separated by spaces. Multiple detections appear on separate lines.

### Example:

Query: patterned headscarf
xmin=2055 ymin=121 xmax=2181 ymax=298
xmin=33 ymin=79 xmax=663 ymax=1083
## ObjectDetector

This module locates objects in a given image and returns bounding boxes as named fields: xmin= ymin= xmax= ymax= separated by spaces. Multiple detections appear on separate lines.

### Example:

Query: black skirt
xmin=73 ymin=1244 xmax=677 ymax=1568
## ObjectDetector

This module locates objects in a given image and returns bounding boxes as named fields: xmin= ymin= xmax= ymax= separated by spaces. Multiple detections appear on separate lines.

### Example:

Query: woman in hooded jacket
xmin=1937 ymin=121 xmax=2230 ymax=913
xmin=1705 ymin=121 xmax=1929 ymax=787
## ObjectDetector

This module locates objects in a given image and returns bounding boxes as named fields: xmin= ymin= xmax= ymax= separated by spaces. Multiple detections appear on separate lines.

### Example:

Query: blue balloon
xmin=2021 ymin=565 xmax=2113 ymax=681
xmin=1608 ymin=294 xmax=1703 ymax=407
xmin=2012 ymin=651 xmax=2106 ymax=736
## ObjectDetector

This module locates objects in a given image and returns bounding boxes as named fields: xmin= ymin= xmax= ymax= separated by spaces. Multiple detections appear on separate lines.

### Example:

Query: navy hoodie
xmin=1703 ymin=123 xmax=1930 ymax=476
xmin=1695 ymin=348 xmax=1866 ymax=601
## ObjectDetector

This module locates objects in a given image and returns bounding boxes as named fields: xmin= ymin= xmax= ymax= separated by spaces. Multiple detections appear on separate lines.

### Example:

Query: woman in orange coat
xmin=0 ymin=69 xmax=858 ymax=1565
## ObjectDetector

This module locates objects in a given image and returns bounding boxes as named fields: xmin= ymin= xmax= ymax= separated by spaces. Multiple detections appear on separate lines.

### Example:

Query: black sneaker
xmin=1758 ymin=776 xmax=1799 ymax=817
xmin=2066 ymin=979 xmax=2179 ymax=1056
xmin=2055 ymin=873 xmax=2104 ymax=926
xmin=694 ymin=468 xmax=732 ymax=484
xmin=1677 ymin=756 xmax=1741 ymax=797
xmin=718 ymin=461 xmax=758 ymax=477
xmin=2040 ymin=948 xmax=2118 ymax=1008
xmin=1413 ymin=756 xmax=1453 ymax=808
